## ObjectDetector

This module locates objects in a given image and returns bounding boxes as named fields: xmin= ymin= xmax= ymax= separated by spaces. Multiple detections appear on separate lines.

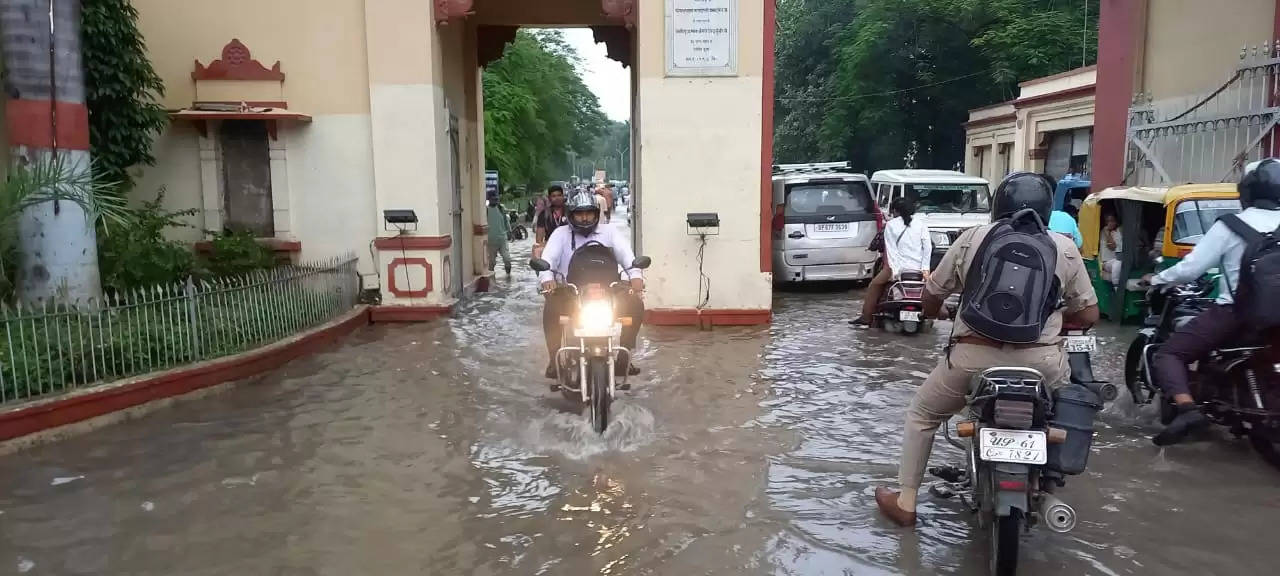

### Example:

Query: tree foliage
xmin=484 ymin=30 xmax=609 ymax=193
xmin=775 ymin=0 xmax=1098 ymax=171
xmin=82 ymin=0 xmax=168 ymax=191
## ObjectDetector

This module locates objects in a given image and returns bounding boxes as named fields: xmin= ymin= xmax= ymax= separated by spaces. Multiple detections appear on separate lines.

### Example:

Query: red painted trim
xmin=761 ymin=0 xmax=777 ymax=274
xmin=473 ymin=224 xmax=489 ymax=235
xmin=373 ymin=235 xmax=452 ymax=250
xmin=194 ymin=238 xmax=301 ymax=253
xmin=1093 ymin=0 xmax=1141 ymax=190
xmin=1012 ymin=84 xmax=1095 ymax=109
xmin=646 ymin=308 xmax=772 ymax=328
xmin=369 ymin=305 xmax=452 ymax=322
xmin=1018 ymin=65 xmax=1097 ymax=88
xmin=387 ymin=257 xmax=432 ymax=298
xmin=193 ymin=39 xmax=285 ymax=81
xmin=962 ymin=113 xmax=1017 ymax=129
xmin=0 ymin=307 xmax=369 ymax=443
xmin=5 ymin=100 xmax=90 ymax=150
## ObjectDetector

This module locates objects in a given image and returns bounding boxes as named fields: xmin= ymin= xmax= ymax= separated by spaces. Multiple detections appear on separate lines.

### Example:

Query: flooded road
xmin=2 ymin=207 xmax=1278 ymax=575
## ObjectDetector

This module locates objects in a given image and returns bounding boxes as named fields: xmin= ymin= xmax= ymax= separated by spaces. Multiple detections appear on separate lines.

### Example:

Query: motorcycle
xmin=507 ymin=210 xmax=528 ymax=241
xmin=1124 ymin=279 xmax=1280 ymax=466
xmin=529 ymin=254 xmax=651 ymax=434
xmin=874 ymin=270 xmax=929 ymax=334
xmin=935 ymin=367 xmax=1111 ymax=576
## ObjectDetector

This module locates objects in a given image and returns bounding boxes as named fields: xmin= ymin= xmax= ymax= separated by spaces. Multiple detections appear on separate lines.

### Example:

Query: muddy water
xmin=1 ymin=209 xmax=1278 ymax=575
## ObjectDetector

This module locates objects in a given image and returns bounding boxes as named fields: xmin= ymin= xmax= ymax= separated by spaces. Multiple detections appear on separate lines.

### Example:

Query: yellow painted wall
xmin=133 ymin=0 xmax=370 ymax=115
xmin=131 ymin=122 xmax=204 ymax=242
xmin=1142 ymin=0 xmax=1274 ymax=100
xmin=635 ymin=0 xmax=771 ymax=310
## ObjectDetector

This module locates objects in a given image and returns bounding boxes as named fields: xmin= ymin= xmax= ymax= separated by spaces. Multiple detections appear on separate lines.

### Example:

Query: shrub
xmin=199 ymin=230 xmax=276 ymax=278
xmin=98 ymin=190 xmax=197 ymax=293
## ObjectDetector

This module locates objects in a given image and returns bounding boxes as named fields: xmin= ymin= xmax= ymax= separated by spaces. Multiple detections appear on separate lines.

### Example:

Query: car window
xmin=905 ymin=184 xmax=991 ymax=214
xmin=786 ymin=182 xmax=872 ymax=215
xmin=1172 ymin=198 xmax=1241 ymax=245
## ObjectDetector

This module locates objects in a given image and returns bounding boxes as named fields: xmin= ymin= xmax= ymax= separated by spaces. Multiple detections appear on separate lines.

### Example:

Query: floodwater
xmin=1 ymin=205 xmax=1278 ymax=575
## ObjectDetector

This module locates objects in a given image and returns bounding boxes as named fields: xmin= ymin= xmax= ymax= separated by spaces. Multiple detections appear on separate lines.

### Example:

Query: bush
xmin=199 ymin=229 xmax=276 ymax=278
xmin=98 ymin=190 xmax=197 ymax=293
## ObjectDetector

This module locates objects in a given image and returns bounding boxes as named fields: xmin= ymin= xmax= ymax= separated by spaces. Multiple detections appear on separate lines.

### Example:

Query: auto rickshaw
xmin=1053 ymin=173 xmax=1091 ymax=218
xmin=1079 ymin=183 xmax=1240 ymax=322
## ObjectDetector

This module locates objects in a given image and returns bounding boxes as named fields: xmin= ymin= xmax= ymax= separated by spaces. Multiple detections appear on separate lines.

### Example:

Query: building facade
xmin=122 ymin=0 xmax=776 ymax=324
xmin=964 ymin=66 xmax=1096 ymax=185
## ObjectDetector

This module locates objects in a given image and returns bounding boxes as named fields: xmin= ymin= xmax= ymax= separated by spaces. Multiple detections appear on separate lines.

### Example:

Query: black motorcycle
xmin=507 ymin=210 xmax=528 ymax=241
xmin=529 ymin=253 xmax=650 ymax=434
xmin=1125 ymin=279 xmax=1280 ymax=466
xmin=874 ymin=270 xmax=929 ymax=334
xmin=937 ymin=367 xmax=1111 ymax=576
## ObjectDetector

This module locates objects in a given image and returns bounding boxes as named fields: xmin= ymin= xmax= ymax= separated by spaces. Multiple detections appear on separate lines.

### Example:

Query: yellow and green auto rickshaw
xmin=1079 ymin=183 xmax=1240 ymax=322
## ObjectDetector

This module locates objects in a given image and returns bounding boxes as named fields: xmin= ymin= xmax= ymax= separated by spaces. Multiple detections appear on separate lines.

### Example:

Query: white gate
xmin=1126 ymin=42 xmax=1280 ymax=186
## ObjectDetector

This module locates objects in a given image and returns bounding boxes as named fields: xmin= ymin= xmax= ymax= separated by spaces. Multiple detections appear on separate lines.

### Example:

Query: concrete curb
xmin=0 ymin=306 xmax=372 ymax=451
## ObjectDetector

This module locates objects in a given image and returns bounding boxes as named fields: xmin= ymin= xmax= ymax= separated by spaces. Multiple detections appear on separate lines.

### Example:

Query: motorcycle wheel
xmin=990 ymin=510 xmax=1022 ymax=576
xmin=1248 ymin=432 xmax=1280 ymax=470
xmin=1124 ymin=335 xmax=1150 ymax=404
xmin=589 ymin=359 xmax=611 ymax=434
xmin=902 ymin=320 xmax=920 ymax=334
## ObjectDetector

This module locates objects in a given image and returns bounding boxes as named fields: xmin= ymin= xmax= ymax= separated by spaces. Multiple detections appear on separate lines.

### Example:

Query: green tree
xmin=484 ymin=30 xmax=609 ymax=193
xmin=82 ymin=0 xmax=169 ymax=191
xmin=775 ymin=0 xmax=1098 ymax=172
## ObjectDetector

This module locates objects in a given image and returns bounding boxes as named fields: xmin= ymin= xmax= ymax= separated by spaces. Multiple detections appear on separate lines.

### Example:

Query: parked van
xmin=771 ymin=162 xmax=879 ymax=284
xmin=869 ymin=170 xmax=991 ymax=269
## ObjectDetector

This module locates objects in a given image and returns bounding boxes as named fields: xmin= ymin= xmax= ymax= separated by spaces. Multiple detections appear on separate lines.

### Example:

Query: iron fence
xmin=0 ymin=255 xmax=360 ymax=405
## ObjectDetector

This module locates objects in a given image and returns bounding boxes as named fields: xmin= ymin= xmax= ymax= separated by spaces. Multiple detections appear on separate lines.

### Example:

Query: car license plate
xmin=814 ymin=223 xmax=849 ymax=232
xmin=979 ymin=428 xmax=1047 ymax=465
xmin=1064 ymin=335 xmax=1097 ymax=353
xmin=899 ymin=310 xmax=921 ymax=322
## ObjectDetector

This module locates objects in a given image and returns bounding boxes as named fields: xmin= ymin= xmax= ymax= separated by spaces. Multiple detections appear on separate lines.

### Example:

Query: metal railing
xmin=1126 ymin=42 xmax=1280 ymax=186
xmin=0 ymin=255 xmax=360 ymax=405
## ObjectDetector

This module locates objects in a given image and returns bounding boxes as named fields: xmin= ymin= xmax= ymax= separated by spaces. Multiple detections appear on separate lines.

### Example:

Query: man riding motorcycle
xmin=1142 ymin=158 xmax=1280 ymax=445
xmin=539 ymin=191 xmax=646 ymax=384
xmin=875 ymin=172 xmax=1100 ymax=527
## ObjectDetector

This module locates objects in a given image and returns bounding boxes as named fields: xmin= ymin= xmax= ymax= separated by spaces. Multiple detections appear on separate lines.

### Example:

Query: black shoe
xmin=615 ymin=361 xmax=640 ymax=378
xmin=1153 ymin=404 xmax=1208 ymax=446
xmin=849 ymin=317 xmax=872 ymax=328
xmin=505 ymin=265 xmax=512 ymax=275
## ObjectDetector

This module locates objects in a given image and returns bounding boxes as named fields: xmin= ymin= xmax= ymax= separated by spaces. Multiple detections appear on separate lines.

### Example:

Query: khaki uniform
xmin=898 ymin=224 xmax=1097 ymax=495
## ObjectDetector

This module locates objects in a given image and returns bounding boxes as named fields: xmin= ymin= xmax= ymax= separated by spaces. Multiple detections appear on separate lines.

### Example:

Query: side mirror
xmin=631 ymin=256 xmax=652 ymax=270
xmin=529 ymin=258 xmax=551 ymax=272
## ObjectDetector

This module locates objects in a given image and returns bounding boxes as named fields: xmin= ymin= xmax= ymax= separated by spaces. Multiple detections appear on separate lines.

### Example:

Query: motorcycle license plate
xmin=1064 ymin=335 xmax=1097 ymax=353
xmin=899 ymin=310 xmax=921 ymax=322
xmin=978 ymin=429 xmax=1047 ymax=465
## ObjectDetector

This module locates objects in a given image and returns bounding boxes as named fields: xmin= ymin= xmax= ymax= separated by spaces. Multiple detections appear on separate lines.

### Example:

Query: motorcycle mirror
xmin=631 ymin=256 xmax=652 ymax=270
xmin=529 ymin=258 xmax=552 ymax=272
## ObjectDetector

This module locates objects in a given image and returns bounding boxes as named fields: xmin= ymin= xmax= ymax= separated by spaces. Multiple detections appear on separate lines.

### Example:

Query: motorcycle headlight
xmin=578 ymin=300 xmax=615 ymax=332
xmin=931 ymin=231 xmax=952 ymax=247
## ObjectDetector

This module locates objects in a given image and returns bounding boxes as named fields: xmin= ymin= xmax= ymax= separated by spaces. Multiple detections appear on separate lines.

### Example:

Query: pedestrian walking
xmin=487 ymin=198 xmax=512 ymax=274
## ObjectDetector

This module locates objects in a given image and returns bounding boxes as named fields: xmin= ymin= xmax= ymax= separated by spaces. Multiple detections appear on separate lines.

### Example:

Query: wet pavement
xmin=2 ymin=205 xmax=1279 ymax=575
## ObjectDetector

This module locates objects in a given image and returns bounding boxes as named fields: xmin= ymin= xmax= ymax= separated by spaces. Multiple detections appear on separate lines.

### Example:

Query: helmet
xmin=567 ymin=191 xmax=601 ymax=235
xmin=1239 ymin=158 xmax=1280 ymax=209
xmin=992 ymin=171 xmax=1054 ymax=223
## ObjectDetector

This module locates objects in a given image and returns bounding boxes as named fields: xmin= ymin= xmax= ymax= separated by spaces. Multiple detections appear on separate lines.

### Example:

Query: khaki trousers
xmin=898 ymin=342 xmax=1068 ymax=494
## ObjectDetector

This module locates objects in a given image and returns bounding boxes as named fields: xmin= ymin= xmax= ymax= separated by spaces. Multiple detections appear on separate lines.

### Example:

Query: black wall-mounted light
xmin=383 ymin=209 xmax=419 ymax=232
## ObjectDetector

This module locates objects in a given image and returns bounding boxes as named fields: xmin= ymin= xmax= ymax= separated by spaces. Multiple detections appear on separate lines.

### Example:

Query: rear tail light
xmin=997 ymin=480 xmax=1027 ymax=492
xmin=873 ymin=204 xmax=885 ymax=231
xmin=772 ymin=204 xmax=786 ymax=232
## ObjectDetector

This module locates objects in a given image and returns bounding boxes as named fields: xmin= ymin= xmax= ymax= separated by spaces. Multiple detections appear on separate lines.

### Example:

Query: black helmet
xmin=567 ymin=191 xmax=601 ymax=235
xmin=1239 ymin=158 xmax=1280 ymax=209
xmin=992 ymin=171 xmax=1054 ymax=223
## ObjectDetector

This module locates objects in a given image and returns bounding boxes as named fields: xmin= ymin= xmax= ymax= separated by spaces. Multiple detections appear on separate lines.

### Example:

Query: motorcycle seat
xmin=899 ymin=270 xmax=925 ymax=282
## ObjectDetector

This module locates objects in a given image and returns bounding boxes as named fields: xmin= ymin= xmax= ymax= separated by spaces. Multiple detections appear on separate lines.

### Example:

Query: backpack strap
xmin=1219 ymin=214 xmax=1264 ymax=243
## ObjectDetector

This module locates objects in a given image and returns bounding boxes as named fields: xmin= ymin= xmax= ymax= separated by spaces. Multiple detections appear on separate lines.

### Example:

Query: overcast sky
xmin=562 ymin=28 xmax=631 ymax=122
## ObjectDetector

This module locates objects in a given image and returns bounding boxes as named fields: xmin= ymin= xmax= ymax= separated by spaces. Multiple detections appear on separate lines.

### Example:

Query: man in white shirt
xmin=854 ymin=197 xmax=932 ymax=326
xmin=539 ymin=191 xmax=646 ymax=383
xmin=1143 ymin=158 xmax=1280 ymax=445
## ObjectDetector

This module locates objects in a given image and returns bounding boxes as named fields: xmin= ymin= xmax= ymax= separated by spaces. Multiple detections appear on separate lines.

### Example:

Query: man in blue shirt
xmin=1048 ymin=210 xmax=1083 ymax=248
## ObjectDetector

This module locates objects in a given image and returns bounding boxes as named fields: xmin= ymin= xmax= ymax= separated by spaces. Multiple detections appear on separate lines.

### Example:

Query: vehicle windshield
xmin=786 ymin=181 xmax=872 ymax=215
xmin=1172 ymin=198 xmax=1241 ymax=245
xmin=905 ymin=184 xmax=990 ymax=214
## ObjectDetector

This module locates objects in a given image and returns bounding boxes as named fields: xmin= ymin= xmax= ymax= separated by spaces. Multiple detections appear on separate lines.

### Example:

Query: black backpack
xmin=566 ymin=241 xmax=621 ymax=287
xmin=959 ymin=209 xmax=1062 ymax=344
xmin=1219 ymin=214 xmax=1280 ymax=328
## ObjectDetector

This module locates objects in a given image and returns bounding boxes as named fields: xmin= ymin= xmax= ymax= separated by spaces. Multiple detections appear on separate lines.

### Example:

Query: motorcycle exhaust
xmin=1038 ymin=493 xmax=1077 ymax=533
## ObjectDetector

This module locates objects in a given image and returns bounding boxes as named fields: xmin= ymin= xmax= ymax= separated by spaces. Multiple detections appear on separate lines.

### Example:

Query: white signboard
xmin=665 ymin=0 xmax=737 ymax=77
